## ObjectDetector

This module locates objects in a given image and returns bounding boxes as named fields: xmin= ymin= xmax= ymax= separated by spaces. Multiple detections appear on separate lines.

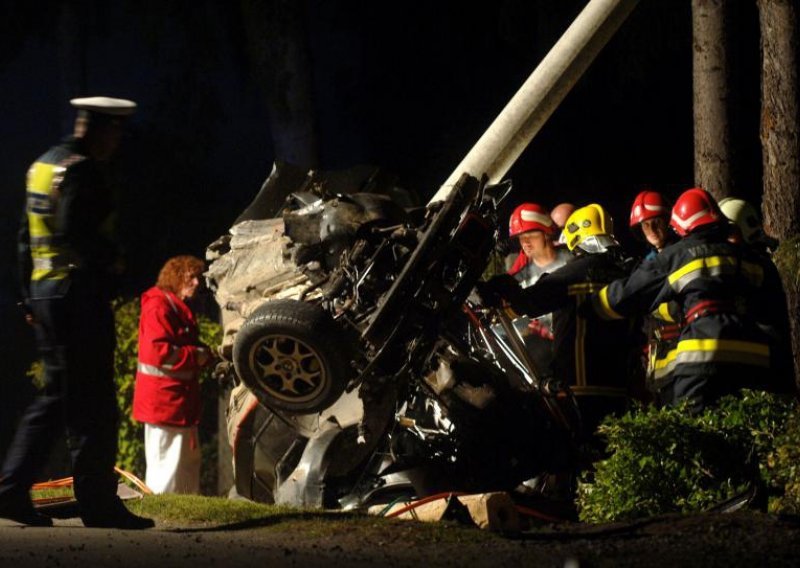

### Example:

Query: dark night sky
xmin=0 ymin=0 xmax=763 ymax=358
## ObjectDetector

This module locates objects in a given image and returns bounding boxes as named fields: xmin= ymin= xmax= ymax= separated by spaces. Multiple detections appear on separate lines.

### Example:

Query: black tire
xmin=232 ymin=299 xmax=351 ymax=413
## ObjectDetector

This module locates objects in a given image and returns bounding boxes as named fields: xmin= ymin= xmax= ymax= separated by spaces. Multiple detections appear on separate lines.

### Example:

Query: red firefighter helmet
xmin=669 ymin=187 xmax=722 ymax=237
xmin=629 ymin=190 xmax=669 ymax=227
xmin=509 ymin=203 xmax=555 ymax=238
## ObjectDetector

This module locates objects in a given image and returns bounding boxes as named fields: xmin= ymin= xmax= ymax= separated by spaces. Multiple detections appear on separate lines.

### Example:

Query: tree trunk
xmin=758 ymin=0 xmax=800 ymax=238
xmin=241 ymin=0 xmax=318 ymax=169
xmin=692 ymin=0 xmax=733 ymax=200
xmin=757 ymin=0 xmax=800 ymax=385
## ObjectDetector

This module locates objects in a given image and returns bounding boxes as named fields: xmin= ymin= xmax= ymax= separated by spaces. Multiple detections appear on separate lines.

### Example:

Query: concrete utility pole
xmin=431 ymin=0 xmax=640 ymax=204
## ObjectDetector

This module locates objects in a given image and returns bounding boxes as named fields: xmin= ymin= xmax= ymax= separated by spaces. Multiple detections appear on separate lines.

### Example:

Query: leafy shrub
xmin=577 ymin=391 xmax=798 ymax=523
xmin=113 ymin=297 xmax=222 ymax=494
xmin=768 ymin=411 xmax=800 ymax=514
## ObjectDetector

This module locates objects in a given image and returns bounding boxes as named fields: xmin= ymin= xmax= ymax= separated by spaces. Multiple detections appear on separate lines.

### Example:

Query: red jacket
xmin=133 ymin=287 xmax=204 ymax=427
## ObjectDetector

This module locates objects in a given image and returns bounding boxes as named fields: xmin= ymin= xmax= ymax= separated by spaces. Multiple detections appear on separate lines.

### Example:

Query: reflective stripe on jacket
xmin=503 ymin=249 xmax=636 ymax=397
xmin=23 ymin=151 xmax=86 ymax=297
xmin=592 ymin=225 xmax=774 ymax=388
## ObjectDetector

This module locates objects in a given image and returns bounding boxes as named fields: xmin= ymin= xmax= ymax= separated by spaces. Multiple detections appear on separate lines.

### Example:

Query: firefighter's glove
xmin=474 ymin=274 xmax=521 ymax=309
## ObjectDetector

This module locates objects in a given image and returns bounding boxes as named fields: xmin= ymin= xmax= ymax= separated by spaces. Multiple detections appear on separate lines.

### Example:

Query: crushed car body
xmin=206 ymin=161 xmax=579 ymax=509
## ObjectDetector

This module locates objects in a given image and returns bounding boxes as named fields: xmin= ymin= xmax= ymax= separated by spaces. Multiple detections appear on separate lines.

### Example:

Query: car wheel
xmin=232 ymin=299 xmax=351 ymax=413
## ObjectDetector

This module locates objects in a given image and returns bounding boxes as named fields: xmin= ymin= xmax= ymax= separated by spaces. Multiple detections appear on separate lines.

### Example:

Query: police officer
xmin=480 ymin=204 xmax=638 ymax=445
xmin=0 ymin=97 xmax=154 ymax=528
xmin=593 ymin=188 xmax=795 ymax=411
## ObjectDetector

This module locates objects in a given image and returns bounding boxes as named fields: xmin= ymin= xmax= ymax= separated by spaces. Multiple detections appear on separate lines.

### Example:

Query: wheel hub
xmin=249 ymin=335 xmax=327 ymax=403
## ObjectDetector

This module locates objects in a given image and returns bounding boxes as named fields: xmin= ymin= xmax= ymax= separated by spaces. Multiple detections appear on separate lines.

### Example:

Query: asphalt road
xmin=3 ymin=510 xmax=800 ymax=568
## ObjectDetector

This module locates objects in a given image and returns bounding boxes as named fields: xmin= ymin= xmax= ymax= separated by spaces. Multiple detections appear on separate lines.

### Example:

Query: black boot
xmin=81 ymin=498 xmax=154 ymax=530
xmin=0 ymin=490 xmax=53 ymax=527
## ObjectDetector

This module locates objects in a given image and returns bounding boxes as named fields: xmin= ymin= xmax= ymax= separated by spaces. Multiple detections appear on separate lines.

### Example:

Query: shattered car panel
xmin=206 ymin=162 xmax=577 ymax=509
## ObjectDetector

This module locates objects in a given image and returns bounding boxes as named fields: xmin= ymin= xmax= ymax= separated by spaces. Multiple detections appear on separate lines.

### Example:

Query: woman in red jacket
xmin=133 ymin=255 xmax=213 ymax=494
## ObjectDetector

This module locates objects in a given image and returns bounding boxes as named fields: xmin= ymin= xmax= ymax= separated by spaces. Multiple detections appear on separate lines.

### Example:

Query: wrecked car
xmin=205 ymin=161 xmax=579 ymax=509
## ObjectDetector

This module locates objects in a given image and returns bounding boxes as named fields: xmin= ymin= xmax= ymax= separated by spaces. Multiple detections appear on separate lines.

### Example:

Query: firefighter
xmin=507 ymin=203 xmax=572 ymax=287
xmin=478 ymin=203 xmax=638 ymax=445
xmin=0 ymin=97 xmax=154 ymax=529
xmin=718 ymin=197 xmax=779 ymax=254
xmin=718 ymin=197 xmax=795 ymax=396
xmin=628 ymin=190 xmax=680 ymax=402
xmin=593 ymin=188 xmax=795 ymax=412
xmin=505 ymin=203 xmax=573 ymax=374
xmin=629 ymin=190 xmax=675 ymax=260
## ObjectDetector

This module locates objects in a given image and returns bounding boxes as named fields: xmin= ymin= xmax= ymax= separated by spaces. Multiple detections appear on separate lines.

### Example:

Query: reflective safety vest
xmin=24 ymin=149 xmax=85 ymax=298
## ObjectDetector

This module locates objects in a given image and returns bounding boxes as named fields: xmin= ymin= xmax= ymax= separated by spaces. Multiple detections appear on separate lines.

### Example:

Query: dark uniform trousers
xmin=0 ymin=279 xmax=119 ymax=517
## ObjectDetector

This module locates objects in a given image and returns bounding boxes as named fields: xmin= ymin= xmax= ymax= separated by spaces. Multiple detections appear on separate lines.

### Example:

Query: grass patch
xmin=125 ymin=494 xmax=302 ymax=526
xmin=32 ymin=487 xmax=74 ymax=500
xmin=122 ymin=494 xmax=496 ymax=543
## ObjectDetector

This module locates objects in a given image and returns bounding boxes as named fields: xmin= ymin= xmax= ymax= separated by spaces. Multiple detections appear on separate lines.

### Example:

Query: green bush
xmin=113 ymin=297 xmax=222 ymax=494
xmin=577 ymin=391 xmax=798 ymax=523
xmin=768 ymin=411 xmax=800 ymax=514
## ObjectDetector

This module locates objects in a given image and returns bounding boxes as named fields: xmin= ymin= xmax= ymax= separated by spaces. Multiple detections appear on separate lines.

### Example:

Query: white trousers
xmin=144 ymin=423 xmax=201 ymax=495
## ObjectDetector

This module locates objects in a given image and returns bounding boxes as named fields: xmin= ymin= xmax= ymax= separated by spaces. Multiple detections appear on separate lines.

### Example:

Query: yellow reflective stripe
xmin=673 ymin=338 xmax=770 ymax=367
xmin=28 ymin=215 xmax=53 ymax=238
xmin=31 ymin=268 xmax=69 ymax=281
xmin=595 ymin=285 xmax=623 ymax=320
xmin=654 ymin=302 xmax=676 ymax=323
xmin=678 ymin=338 xmax=768 ymax=356
xmin=668 ymin=256 xmax=734 ymax=284
xmin=668 ymin=256 xmax=764 ymax=291
xmin=652 ymin=348 xmax=678 ymax=379
xmin=27 ymin=163 xmax=62 ymax=193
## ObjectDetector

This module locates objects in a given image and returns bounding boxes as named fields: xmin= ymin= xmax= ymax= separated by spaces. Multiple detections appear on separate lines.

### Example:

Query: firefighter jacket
xmin=641 ymin=299 xmax=682 ymax=392
xmin=497 ymin=247 xmax=637 ymax=399
xmin=508 ymin=247 xmax=573 ymax=288
xmin=592 ymin=224 xmax=794 ymax=406
xmin=18 ymin=137 xmax=120 ymax=300
xmin=506 ymin=247 xmax=573 ymax=376
xmin=133 ymin=287 xmax=205 ymax=427
xmin=630 ymin=250 xmax=683 ymax=395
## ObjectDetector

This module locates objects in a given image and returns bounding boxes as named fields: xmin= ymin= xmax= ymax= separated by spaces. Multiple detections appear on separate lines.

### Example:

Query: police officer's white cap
xmin=70 ymin=96 xmax=137 ymax=116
